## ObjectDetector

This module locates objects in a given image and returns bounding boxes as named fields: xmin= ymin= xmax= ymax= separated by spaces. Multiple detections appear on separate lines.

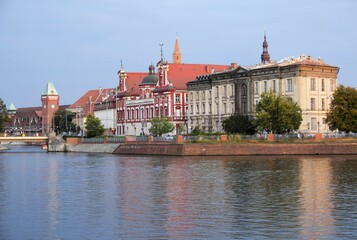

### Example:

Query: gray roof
xmin=140 ymin=64 xmax=158 ymax=85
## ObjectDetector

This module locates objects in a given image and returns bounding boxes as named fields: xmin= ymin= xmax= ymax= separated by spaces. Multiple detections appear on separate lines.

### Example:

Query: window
xmin=209 ymin=90 xmax=212 ymax=99
xmin=190 ymin=105 xmax=193 ymax=114
xmin=202 ymin=103 xmax=205 ymax=114
xmin=311 ymin=118 xmax=317 ymax=130
xmin=287 ymin=79 xmax=293 ymax=92
xmin=185 ymin=94 xmax=188 ymax=103
xmin=311 ymin=98 xmax=316 ymax=110
xmin=264 ymin=81 xmax=268 ymax=92
xmin=223 ymin=103 xmax=227 ymax=114
xmin=231 ymin=85 xmax=234 ymax=96
xmin=241 ymin=102 xmax=247 ymax=113
xmin=322 ymin=98 xmax=325 ymax=110
xmin=224 ymin=86 xmax=227 ymax=97
xmin=202 ymin=91 xmax=205 ymax=100
xmin=255 ymin=82 xmax=259 ymax=94
xmin=330 ymin=79 xmax=334 ymax=91
xmin=196 ymin=92 xmax=199 ymax=100
xmin=321 ymin=79 xmax=325 ymax=91
xmin=175 ymin=94 xmax=180 ymax=103
xmin=241 ymin=84 xmax=247 ymax=96
xmin=273 ymin=80 xmax=276 ymax=93
xmin=209 ymin=103 xmax=212 ymax=113
xmin=196 ymin=104 xmax=199 ymax=114
xmin=310 ymin=78 xmax=316 ymax=91
xmin=216 ymin=86 xmax=219 ymax=97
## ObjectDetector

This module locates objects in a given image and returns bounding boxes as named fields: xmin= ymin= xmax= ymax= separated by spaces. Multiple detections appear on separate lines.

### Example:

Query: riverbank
xmin=61 ymin=142 xmax=357 ymax=156
xmin=0 ymin=145 xmax=9 ymax=151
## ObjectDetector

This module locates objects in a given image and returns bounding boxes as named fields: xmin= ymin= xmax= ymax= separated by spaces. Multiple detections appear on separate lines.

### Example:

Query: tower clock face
xmin=51 ymin=104 xmax=55 ymax=108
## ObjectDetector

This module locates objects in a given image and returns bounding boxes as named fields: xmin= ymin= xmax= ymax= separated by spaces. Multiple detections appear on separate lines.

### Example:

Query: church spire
xmin=261 ymin=32 xmax=270 ymax=64
xmin=172 ymin=37 xmax=182 ymax=64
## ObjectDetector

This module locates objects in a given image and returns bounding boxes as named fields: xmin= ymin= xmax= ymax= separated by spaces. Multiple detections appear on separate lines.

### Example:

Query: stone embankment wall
xmin=65 ymin=143 xmax=120 ymax=153
xmin=113 ymin=143 xmax=357 ymax=156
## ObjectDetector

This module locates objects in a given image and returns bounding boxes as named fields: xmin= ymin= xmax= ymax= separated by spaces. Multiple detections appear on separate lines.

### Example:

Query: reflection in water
xmin=46 ymin=159 xmax=59 ymax=238
xmin=298 ymin=157 xmax=334 ymax=239
xmin=1 ymin=147 xmax=357 ymax=239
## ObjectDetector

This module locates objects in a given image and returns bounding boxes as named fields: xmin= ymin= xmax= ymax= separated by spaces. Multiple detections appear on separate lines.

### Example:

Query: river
xmin=0 ymin=145 xmax=356 ymax=239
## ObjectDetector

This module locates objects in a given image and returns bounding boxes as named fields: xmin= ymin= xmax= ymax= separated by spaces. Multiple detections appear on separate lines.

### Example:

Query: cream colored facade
xmin=187 ymin=55 xmax=339 ymax=134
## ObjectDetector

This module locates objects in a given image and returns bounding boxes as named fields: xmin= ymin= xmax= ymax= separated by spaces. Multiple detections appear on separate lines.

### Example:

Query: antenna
xmin=159 ymin=43 xmax=164 ymax=61
xmin=120 ymin=60 xmax=123 ymax=69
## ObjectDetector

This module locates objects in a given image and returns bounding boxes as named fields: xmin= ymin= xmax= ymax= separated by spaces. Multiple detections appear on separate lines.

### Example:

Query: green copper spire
xmin=43 ymin=82 xmax=58 ymax=95
xmin=8 ymin=103 xmax=16 ymax=111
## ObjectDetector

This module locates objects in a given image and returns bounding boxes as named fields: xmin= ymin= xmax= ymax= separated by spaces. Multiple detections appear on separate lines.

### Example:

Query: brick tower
xmin=172 ymin=38 xmax=182 ymax=64
xmin=41 ymin=82 xmax=59 ymax=134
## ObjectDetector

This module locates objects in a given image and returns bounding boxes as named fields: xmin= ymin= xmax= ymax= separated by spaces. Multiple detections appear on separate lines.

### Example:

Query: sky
xmin=1 ymin=0 xmax=357 ymax=108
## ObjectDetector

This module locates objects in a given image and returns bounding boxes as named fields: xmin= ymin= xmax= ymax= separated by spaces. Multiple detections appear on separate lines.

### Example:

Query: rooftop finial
xmin=159 ymin=43 xmax=164 ymax=61
xmin=261 ymin=31 xmax=270 ymax=64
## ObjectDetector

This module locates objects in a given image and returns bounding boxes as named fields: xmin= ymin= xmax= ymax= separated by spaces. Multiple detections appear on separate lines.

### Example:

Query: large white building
xmin=187 ymin=34 xmax=339 ymax=134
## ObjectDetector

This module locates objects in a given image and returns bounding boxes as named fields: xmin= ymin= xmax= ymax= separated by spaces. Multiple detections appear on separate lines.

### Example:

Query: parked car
xmin=163 ymin=134 xmax=174 ymax=140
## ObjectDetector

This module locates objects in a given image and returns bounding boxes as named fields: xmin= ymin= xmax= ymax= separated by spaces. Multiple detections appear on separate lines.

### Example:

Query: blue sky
xmin=1 ymin=0 xmax=356 ymax=108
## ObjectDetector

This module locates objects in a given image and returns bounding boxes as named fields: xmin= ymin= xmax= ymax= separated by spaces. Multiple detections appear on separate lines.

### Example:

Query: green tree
xmin=149 ymin=116 xmax=175 ymax=137
xmin=255 ymin=92 xmax=302 ymax=134
xmin=53 ymin=110 xmax=77 ymax=134
xmin=85 ymin=114 xmax=105 ymax=138
xmin=326 ymin=85 xmax=357 ymax=133
xmin=190 ymin=126 xmax=204 ymax=136
xmin=0 ymin=98 xmax=8 ymax=132
xmin=223 ymin=114 xmax=255 ymax=134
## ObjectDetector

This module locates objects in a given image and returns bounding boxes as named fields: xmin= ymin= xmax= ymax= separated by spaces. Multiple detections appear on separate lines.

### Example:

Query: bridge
xmin=0 ymin=136 xmax=49 ymax=143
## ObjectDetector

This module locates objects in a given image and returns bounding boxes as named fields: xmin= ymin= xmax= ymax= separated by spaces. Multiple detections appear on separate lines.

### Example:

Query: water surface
xmin=0 ymin=145 xmax=356 ymax=239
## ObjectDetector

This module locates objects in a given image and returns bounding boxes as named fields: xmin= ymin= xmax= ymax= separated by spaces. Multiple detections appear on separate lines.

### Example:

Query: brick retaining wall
xmin=113 ymin=142 xmax=357 ymax=156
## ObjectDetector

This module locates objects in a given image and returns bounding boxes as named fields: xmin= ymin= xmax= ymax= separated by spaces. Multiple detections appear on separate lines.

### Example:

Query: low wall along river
xmin=48 ymin=134 xmax=357 ymax=155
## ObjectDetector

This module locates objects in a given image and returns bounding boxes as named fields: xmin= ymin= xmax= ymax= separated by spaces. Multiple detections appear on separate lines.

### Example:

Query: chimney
xmin=230 ymin=63 xmax=238 ymax=69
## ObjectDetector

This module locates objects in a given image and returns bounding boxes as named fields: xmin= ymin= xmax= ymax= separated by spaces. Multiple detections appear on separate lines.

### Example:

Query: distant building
xmin=187 ymin=34 xmax=339 ymax=133
xmin=68 ymin=88 xmax=115 ymax=135
xmin=112 ymin=38 xmax=231 ymax=135
xmin=6 ymin=82 xmax=69 ymax=135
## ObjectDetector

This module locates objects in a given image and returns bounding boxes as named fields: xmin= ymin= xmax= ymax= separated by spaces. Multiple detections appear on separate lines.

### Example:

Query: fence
xmin=68 ymin=132 xmax=357 ymax=145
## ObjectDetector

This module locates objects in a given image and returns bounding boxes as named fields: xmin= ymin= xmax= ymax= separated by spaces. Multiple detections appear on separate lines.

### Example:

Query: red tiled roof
xmin=68 ymin=88 xmax=114 ymax=116
xmin=125 ymin=72 xmax=146 ymax=96
xmin=123 ymin=63 xmax=230 ymax=92
xmin=15 ymin=107 xmax=42 ymax=118
xmin=34 ymin=110 xmax=42 ymax=118
xmin=167 ymin=63 xmax=230 ymax=89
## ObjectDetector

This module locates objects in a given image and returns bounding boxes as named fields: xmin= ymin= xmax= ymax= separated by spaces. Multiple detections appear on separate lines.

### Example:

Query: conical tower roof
xmin=172 ymin=38 xmax=182 ymax=64
xmin=42 ymin=82 xmax=58 ymax=95
xmin=8 ymin=103 xmax=16 ymax=111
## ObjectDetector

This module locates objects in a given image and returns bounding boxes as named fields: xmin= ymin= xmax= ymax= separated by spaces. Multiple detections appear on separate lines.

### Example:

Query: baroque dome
xmin=140 ymin=64 xmax=158 ymax=85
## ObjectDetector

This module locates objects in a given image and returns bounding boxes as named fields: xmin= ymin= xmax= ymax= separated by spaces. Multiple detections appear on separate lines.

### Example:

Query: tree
xmin=326 ymin=85 xmax=357 ymax=133
xmin=255 ymin=92 xmax=302 ymax=134
xmin=85 ymin=114 xmax=105 ymax=138
xmin=190 ymin=126 xmax=204 ymax=136
xmin=0 ymin=98 xmax=8 ymax=132
xmin=149 ymin=116 xmax=175 ymax=137
xmin=223 ymin=114 xmax=255 ymax=134
xmin=53 ymin=110 xmax=77 ymax=134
